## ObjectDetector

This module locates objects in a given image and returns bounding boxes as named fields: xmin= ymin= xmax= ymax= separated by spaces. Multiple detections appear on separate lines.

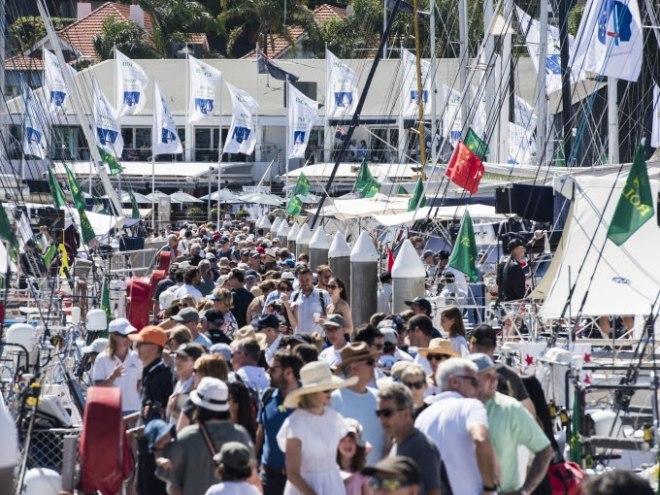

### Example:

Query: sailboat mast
xmin=535 ymin=0 xmax=548 ymax=165
xmin=412 ymin=0 xmax=427 ymax=178
xmin=558 ymin=0 xmax=573 ymax=164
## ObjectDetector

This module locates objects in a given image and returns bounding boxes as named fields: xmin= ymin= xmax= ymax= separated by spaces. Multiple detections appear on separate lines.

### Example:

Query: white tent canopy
xmin=540 ymin=173 xmax=660 ymax=318
xmin=170 ymin=191 xmax=204 ymax=204
xmin=146 ymin=191 xmax=181 ymax=204
xmin=309 ymin=194 xmax=410 ymax=221
xmin=372 ymin=203 xmax=508 ymax=227
xmin=240 ymin=192 xmax=284 ymax=206
xmin=201 ymin=189 xmax=243 ymax=203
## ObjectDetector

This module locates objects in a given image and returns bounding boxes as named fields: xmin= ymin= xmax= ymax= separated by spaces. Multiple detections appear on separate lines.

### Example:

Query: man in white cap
xmin=159 ymin=377 xmax=254 ymax=495
xmin=318 ymin=314 xmax=348 ymax=367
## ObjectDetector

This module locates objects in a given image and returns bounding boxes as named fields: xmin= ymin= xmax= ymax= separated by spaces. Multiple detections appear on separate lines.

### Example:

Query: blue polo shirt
xmin=258 ymin=389 xmax=292 ymax=469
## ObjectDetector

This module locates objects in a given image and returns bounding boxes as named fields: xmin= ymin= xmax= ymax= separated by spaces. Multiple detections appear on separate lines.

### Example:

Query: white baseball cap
xmin=108 ymin=318 xmax=137 ymax=336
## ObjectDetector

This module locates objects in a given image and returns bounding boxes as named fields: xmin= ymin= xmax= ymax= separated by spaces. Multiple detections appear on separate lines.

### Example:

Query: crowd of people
xmin=81 ymin=215 xmax=653 ymax=495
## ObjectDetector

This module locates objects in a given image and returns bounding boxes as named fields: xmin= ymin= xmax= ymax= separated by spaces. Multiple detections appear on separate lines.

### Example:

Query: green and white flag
xmin=97 ymin=146 xmax=123 ymax=175
xmin=355 ymin=160 xmax=380 ymax=198
xmin=407 ymin=178 xmax=426 ymax=211
xmin=286 ymin=173 xmax=311 ymax=216
xmin=63 ymin=163 xmax=86 ymax=211
xmin=464 ymin=127 xmax=488 ymax=160
xmin=79 ymin=210 xmax=97 ymax=245
xmin=128 ymin=189 xmax=140 ymax=219
xmin=0 ymin=202 xmax=18 ymax=260
xmin=448 ymin=210 xmax=480 ymax=282
xmin=607 ymin=145 xmax=654 ymax=246
xmin=47 ymin=168 xmax=66 ymax=209
xmin=100 ymin=276 xmax=112 ymax=319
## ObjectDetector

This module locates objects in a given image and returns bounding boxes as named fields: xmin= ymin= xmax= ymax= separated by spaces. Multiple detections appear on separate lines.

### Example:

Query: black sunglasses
xmin=403 ymin=381 xmax=426 ymax=390
xmin=427 ymin=353 xmax=451 ymax=362
xmin=375 ymin=408 xmax=402 ymax=418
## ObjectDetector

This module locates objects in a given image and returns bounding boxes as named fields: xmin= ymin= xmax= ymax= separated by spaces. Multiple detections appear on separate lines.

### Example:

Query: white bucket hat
xmin=108 ymin=318 xmax=137 ymax=336
xmin=189 ymin=377 xmax=229 ymax=412
xmin=283 ymin=361 xmax=357 ymax=409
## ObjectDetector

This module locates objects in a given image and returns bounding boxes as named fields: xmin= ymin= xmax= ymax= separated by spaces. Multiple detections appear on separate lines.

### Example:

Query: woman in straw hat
xmin=277 ymin=360 xmax=357 ymax=495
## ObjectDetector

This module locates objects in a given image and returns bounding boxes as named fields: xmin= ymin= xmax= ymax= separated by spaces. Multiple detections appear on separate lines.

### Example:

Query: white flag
xmin=93 ymin=83 xmax=124 ymax=158
xmin=22 ymin=85 xmax=48 ymax=159
xmin=652 ymin=84 xmax=660 ymax=148
xmin=153 ymin=82 xmax=183 ymax=156
xmin=508 ymin=122 xmax=536 ymax=164
xmin=516 ymin=7 xmax=586 ymax=94
xmin=223 ymin=83 xmax=259 ymax=155
xmin=570 ymin=0 xmax=642 ymax=82
xmin=287 ymin=82 xmax=318 ymax=159
xmin=115 ymin=49 xmax=149 ymax=117
xmin=188 ymin=55 xmax=222 ymax=123
xmin=401 ymin=48 xmax=432 ymax=118
xmin=43 ymin=49 xmax=76 ymax=114
xmin=441 ymin=84 xmax=463 ymax=145
xmin=325 ymin=49 xmax=358 ymax=119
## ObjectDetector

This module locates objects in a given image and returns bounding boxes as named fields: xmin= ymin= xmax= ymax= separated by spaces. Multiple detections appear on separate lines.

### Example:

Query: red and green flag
xmin=448 ymin=210 xmax=480 ymax=282
xmin=607 ymin=145 xmax=654 ymax=246
xmin=445 ymin=138 xmax=485 ymax=195
xmin=464 ymin=127 xmax=488 ymax=160
xmin=407 ymin=178 xmax=426 ymax=211
xmin=355 ymin=160 xmax=380 ymax=198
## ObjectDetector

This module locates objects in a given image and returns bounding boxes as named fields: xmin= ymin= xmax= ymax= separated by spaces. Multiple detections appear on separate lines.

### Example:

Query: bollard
xmin=295 ymin=224 xmax=312 ymax=260
xmin=287 ymin=222 xmax=300 ymax=254
xmin=309 ymin=228 xmax=331 ymax=269
xmin=350 ymin=231 xmax=378 ymax=326
xmin=328 ymin=231 xmax=352 ymax=300
xmin=391 ymin=239 xmax=426 ymax=313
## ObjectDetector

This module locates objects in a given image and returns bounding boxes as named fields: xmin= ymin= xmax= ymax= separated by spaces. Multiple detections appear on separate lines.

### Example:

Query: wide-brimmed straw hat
xmin=283 ymin=361 xmax=357 ymax=409
xmin=339 ymin=342 xmax=381 ymax=371
xmin=417 ymin=338 xmax=459 ymax=358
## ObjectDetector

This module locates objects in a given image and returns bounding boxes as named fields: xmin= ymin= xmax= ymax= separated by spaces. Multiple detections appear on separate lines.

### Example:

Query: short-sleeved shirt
xmin=331 ymin=387 xmax=384 ymax=464
xmin=205 ymin=481 xmax=260 ymax=495
xmin=415 ymin=391 xmax=489 ymax=495
xmin=194 ymin=332 xmax=213 ymax=349
xmin=91 ymin=350 xmax=143 ymax=412
xmin=496 ymin=364 xmax=530 ymax=402
xmin=391 ymin=428 xmax=442 ymax=494
xmin=290 ymin=288 xmax=330 ymax=335
xmin=486 ymin=392 xmax=550 ymax=491
xmin=319 ymin=346 xmax=343 ymax=368
xmin=259 ymin=389 xmax=292 ymax=470
xmin=160 ymin=421 xmax=254 ymax=495
xmin=153 ymin=277 xmax=175 ymax=301
xmin=175 ymin=284 xmax=204 ymax=302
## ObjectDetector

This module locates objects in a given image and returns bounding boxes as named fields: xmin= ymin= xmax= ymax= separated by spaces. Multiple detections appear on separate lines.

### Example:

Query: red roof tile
xmin=4 ymin=54 xmax=44 ymax=71
xmin=244 ymin=3 xmax=346 ymax=59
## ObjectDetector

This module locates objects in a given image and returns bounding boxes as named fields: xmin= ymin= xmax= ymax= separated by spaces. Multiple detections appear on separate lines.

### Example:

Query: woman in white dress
xmin=277 ymin=360 xmax=357 ymax=495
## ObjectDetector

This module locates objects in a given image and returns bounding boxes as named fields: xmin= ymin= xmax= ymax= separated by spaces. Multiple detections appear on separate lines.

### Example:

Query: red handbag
xmin=547 ymin=460 xmax=585 ymax=495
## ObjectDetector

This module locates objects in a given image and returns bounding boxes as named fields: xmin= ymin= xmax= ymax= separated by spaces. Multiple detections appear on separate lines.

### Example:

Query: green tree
xmin=93 ymin=17 xmax=157 ymax=60
xmin=9 ymin=16 xmax=75 ymax=51
xmin=218 ymin=0 xmax=316 ymax=56
xmin=123 ymin=0 xmax=218 ymax=57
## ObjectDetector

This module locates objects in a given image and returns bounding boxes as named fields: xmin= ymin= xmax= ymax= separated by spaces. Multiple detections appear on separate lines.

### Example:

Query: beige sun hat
xmin=417 ymin=338 xmax=459 ymax=358
xmin=283 ymin=361 xmax=358 ymax=409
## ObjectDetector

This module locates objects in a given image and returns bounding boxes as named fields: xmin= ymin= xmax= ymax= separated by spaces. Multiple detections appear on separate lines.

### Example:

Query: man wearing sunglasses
xmin=362 ymin=456 xmax=421 ymax=495
xmin=415 ymin=357 xmax=498 ymax=495
xmin=377 ymin=383 xmax=442 ymax=495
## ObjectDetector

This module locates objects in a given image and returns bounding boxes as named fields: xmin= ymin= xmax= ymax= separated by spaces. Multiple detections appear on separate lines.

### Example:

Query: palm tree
xmin=218 ymin=0 xmax=315 ymax=56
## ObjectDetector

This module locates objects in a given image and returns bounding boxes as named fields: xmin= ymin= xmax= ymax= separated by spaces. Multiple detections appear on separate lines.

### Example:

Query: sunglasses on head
xmin=375 ymin=407 xmax=402 ymax=418
xmin=403 ymin=380 xmax=425 ymax=390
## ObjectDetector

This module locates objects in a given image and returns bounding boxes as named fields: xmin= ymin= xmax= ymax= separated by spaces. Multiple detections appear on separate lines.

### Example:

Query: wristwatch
xmin=482 ymin=484 xmax=498 ymax=493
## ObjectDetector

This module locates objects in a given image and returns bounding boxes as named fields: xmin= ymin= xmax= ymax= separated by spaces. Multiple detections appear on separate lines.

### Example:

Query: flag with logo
xmin=115 ymin=49 xmax=149 ymax=117
xmin=570 ymin=0 xmax=642 ymax=82
xmin=607 ymin=144 xmax=654 ymax=245
xmin=407 ymin=178 xmax=426 ymax=211
xmin=286 ymin=173 xmax=311 ymax=216
xmin=287 ymin=82 xmax=318 ymax=159
xmin=448 ymin=210 xmax=480 ymax=282
xmin=445 ymin=135 xmax=486 ymax=195
xmin=93 ymin=82 xmax=124 ymax=158
xmin=441 ymin=84 xmax=463 ymax=145
xmin=97 ymin=146 xmax=123 ymax=175
xmin=401 ymin=49 xmax=431 ymax=118
xmin=326 ymin=49 xmax=358 ymax=119
xmin=223 ymin=82 xmax=259 ymax=155
xmin=43 ymin=49 xmax=76 ymax=114
xmin=189 ymin=55 xmax=222 ymax=123
xmin=355 ymin=161 xmax=380 ymax=198
xmin=516 ymin=6 xmax=585 ymax=94
xmin=63 ymin=163 xmax=86 ymax=212
xmin=22 ymin=84 xmax=49 ymax=159
xmin=0 ymin=202 xmax=18 ymax=260
xmin=153 ymin=82 xmax=183 ymax=156
xmin=47 ymin=168 xmax=66 ymax=209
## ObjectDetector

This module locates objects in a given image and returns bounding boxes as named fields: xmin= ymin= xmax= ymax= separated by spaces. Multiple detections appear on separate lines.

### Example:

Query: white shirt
xmin=291 ymin=288 xmax=330 ymax=335
xmin=174 ymin=284 xmax=204 ymax=302
xmin=412 ymin=350 xmax=433 ymax=376
xmin=236 ymin=365 xmax=271 ymax=392
xmin=415 ymin=391 xmax=489 ymax=495
xmin=377 ymin=283 xmax=392 ymax=314
xmin=159 ymin=283 xmax=181 ymax=310
xmin=319 ymin=345 xmax=343 ymax=367
xmin=91 ymin=350 xmax=143 ymax=412
xmin=205 ymin=481 xmax=260 ymax=495
xmin=265 ymin=335 xmax=283 ymax=366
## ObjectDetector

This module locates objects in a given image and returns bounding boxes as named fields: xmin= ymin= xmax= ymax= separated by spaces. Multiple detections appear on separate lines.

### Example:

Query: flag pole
xmin=607 ymin=77 xmax=619 ymax=164
xmin=323 ymin=45 xmax=331 ymax=163
xmin=151 ymin=83 xmax=156 ymax=231
xmin=217 ymin=74 xmax=224 ymax=227
xmin=285 ymin=76 xmax=290 ymax=197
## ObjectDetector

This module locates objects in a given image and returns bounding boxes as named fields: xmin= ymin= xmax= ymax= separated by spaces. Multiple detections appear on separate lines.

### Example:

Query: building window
xmin=50 ymin=126 xmax=89 ymax=161
xmin=194 ymin=126 xmax=254 ymax=163
xmin=121 ymin=127 xmax=152 ymax=161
